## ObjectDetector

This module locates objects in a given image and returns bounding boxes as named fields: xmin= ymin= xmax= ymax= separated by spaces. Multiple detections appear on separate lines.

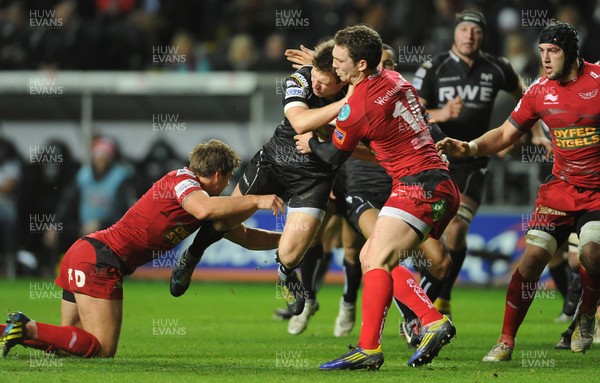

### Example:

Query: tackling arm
xmin=225 ymin=224 xmax=281 ymax=250
xmin=286 ymin=101 xmax=346 ymax=134
xmin=182 ymin=192 xmax=284 ymax=221
xmin=437 ymin=119 xmax=525 ymax=158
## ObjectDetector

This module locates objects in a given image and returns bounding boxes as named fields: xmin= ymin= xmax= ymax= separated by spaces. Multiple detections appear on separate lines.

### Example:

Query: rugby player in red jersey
xmin=437 ymin=23 xmax=600 ymax=360
xmin=296 ymin=25 xmax=460 ymax=369
xmin=0 ymin=140 xmax=284 ymax=358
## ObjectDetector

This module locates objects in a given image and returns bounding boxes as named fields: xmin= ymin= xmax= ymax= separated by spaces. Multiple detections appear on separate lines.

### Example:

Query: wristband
xmin=467 ymin=141 xmax=478 ymax=156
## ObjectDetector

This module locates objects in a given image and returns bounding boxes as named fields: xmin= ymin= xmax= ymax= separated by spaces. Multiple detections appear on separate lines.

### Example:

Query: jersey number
xmin=392 ymin=89 xmax=425 ymax=133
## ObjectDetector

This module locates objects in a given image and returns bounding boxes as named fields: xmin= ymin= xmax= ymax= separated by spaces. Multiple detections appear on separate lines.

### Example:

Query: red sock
xmin=357 ymin=269 xmax=393 ymax=350
xmin=0 ymin=323 xmax=5 ymax=333
xmin=578 ymin=265 xmax=600 ymax=315
xmin=391 ymin=265 xmax=442 ymax=326
xmin=499 ymin=269 xmax=537 ymax=348
xmin=24 ymin=340 xmax=56 ymax=353
xmin=35 ymin=323 xmax=100 ymax=358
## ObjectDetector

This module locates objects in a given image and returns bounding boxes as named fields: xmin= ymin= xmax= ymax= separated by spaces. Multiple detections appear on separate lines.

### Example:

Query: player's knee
xmin=277 ymin=242 xmax=306 ymax=268
xmin=82 ymin=335 xmax=104 ymax=358
xmin=343 ymin=247 xmax=359 ymax=265
xmin=578 ymin=221 xmax=600 ymax=274
xmin=525 ymin=229 xmax=558 ymax=257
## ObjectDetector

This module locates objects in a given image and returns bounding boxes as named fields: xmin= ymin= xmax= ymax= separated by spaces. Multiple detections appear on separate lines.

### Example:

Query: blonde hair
xmin=188 ymin=139 xmax=241 ymax=177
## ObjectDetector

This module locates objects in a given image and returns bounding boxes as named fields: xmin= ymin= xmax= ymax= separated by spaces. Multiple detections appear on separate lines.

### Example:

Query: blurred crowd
xmin=0 ymin=0 xmax=599 ymax=76
xmin=0 ymin=135 xmax=185 ymax=278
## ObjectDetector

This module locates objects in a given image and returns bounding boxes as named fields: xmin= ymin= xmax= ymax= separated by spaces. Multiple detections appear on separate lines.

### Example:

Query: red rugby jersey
xmin=90 ymin=167 xmax=204 ymax=274
xmin=333 ymin=69 xmax=447 ymax=179
xmin=510 ymin=60 xmax=600 ymax=189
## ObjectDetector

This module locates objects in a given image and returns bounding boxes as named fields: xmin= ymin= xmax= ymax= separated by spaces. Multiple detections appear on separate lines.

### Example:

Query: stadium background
xmin=0 ymin=0 xmax=599 ymax=284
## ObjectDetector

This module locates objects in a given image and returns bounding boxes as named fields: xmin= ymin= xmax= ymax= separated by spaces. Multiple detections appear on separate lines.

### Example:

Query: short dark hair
xmin=334 ymin=25 xmax=382 ymax=70
xmin=312 ymin=39 xmax=341 ymax=82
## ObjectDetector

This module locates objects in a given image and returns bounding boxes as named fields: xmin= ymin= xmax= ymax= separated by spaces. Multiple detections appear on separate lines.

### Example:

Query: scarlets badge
xmin=337 ymin=103 xmax=351 ymax=121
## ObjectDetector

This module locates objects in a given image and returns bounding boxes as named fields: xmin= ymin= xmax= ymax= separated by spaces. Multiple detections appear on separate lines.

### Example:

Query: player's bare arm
xmin=224 ymin=224 xmax=281 ymax=250
xmin=182 ymin=191 xmax=285 ymax=220
xmin=437 ymin=119 xmax=524 ymax=158
xmin=286 ymin=101 xmax=346 ymax=134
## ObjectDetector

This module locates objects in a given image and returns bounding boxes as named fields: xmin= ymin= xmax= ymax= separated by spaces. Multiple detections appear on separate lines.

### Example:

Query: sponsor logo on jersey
xmin=579 ymin=89 xmax=598 ymax=99
xmin=337 ymin=103 xmax=351 ymax=121
xmin=438 ymin=76 xmax=461 ymax=83
xmin=176 ymin=168 xmax=196 ymax=177
xmin=535 ymin=205 xmax=567 ymax=216
xmin=553 ymin=126 xmax=600 ymax=149
xmin=439 ymin=84 xmax=493 ymax=102
xmin=481 ymin=73 xmax=493 ymax=82
xmin=430 ymin=199 xmax=447 ymax=221
xmin=174 ymin=179 xmax=202 ymax=199
xmin=543 ymin=93 xmax=559 ymax=104
xmin=285 ymin=87 xmax=306 ymax=99
xmin=290 ymin=73 xmax=309 ymax=88
xmin=333 ymin=128 xmax=347 ymax=145
xmin=590 ymin=71 xmax=599 ymax=79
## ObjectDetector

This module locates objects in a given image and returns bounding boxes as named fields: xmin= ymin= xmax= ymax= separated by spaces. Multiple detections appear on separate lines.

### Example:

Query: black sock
xmin=420 ymin=269 xmax=445 ymax=303
xmin=396 ymin=269 xmax=445 ymax=322
xmin=184 ymin=222 xmax=226 ymax=263
xmin=562 ymin=273 xmax=582 ymax=316
xmin=437 ymin=247 xmax=467 ymax=301
xmin=550 ymin=260 xmax=570 ymax=298
xmin=300 ymin=244 xmax=324 ymax=300
xmin=342 ymin=258 xmax=362 ymax=304
xmin=315 ymin=251 xmax=332 ymax=291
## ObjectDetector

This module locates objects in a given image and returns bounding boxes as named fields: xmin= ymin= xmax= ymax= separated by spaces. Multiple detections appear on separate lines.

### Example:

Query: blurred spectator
xmin=23 ymin=139 xmax=79 ymax=277
xmin=0 ymin=136 xmax=23 ymax=278
xmin=45 ymin=136 xmax=136 ymax=255
xmin=582 ymin=0 xmax=600 ymax=62
xmin=134 ymin=138 xmax=183 ymax=197
xmin=213 ymin=33 xmax=260 ymax=71
xmin=503 ymin=32 xmax=539 ymax=79
xmin=28 ymin=0 xmax=99 ymax=70
xmin=0 ymin=0 xmax=597 ymax=71
xmin=258 ymin=33 xmax=290 ymax=72
xmin=0 ymin=1 xmax=29 ymax=69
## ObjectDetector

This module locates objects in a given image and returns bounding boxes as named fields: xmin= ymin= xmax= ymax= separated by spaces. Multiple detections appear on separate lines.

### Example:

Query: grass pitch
xmin=1 ymin=278 xmax=599 ymax=382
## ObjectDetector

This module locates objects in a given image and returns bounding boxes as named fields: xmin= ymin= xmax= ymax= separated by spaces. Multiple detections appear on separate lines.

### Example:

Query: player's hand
xmin=436 ymin=137 xmax=471 ymax=158
xmin=441 ymin=96 xmax=463 ymax=121
xmin=294 ymin=132 xmax=313 ymax=154
xmin=257 ymin=194 xmax=285 ymax=216
xmin=531 ymin=134 xmax=554 ymax=160
xmin=285 ymin=45 xmax=315 ymax=69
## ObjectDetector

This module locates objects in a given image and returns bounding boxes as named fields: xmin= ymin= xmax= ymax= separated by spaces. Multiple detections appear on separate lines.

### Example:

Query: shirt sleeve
xmin=332 ymin=102 xmax=364 ymax=152
xmin=509 ymin=86 xmax=538 ymax=132
xmin=173 ymin=175 xmax=206 ymax=205
xmin=412 ymin=60 xmax=435 ymax=104
xmin=282 ymin=68 xmax=312 ymax=113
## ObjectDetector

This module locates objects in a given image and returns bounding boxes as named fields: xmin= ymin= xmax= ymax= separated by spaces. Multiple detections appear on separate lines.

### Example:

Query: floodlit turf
xmin=1 ymin=278 xmax=599 ymax=382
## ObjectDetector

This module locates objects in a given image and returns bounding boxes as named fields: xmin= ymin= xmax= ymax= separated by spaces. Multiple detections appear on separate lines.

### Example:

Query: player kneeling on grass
xmin=0 ymin=139 xmax=284 ymax=358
